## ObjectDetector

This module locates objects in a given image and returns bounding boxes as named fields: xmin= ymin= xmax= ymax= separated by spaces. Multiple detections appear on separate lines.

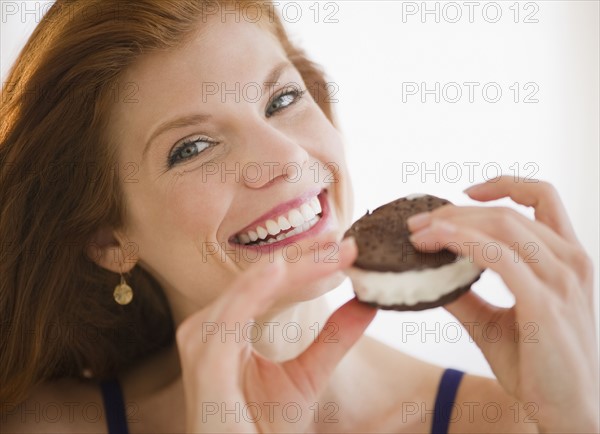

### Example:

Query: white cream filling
xmin=345 ymin=257 xmax=482 ymax=306
xmin=405 ymin=193 xmax=427 ymax=200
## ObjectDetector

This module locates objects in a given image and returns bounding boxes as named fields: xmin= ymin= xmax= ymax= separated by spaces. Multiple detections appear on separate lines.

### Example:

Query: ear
xmin=86 ymin=226 xmax=138 ymax=274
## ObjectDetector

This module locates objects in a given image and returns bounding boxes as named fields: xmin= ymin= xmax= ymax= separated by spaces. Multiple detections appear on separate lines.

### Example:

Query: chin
xmin=285 ymin=270 xmax=347 ymax=303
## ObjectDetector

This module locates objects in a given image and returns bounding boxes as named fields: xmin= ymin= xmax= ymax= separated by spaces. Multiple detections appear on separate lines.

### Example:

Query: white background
xmin=2 ymin=1 xmax=599 ymax=378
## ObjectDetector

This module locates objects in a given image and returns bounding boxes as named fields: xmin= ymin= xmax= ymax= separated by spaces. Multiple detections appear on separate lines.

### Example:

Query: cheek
xmin=300 ymin=108 xmax=354 ymax=229
xmin=295 ymin=105 xmax=345 ymax=156
xmin=122 ymin=176 xmax=239 ymax=305
xmin=162 ymin=175 xmax=231 ymax=240
xmin=121 ymin=172 xmax=232 ymax=264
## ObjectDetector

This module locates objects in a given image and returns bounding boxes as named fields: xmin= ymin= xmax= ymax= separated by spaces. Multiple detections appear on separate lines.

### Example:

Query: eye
xmin=167 ymin=137 xmax=216 ymax=168
xmin=266 ymin=87 xmax=307 ymax=118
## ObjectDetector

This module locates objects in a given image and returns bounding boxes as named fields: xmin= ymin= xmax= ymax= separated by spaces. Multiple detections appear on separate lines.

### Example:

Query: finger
xmin=423 ymin=206 xmax=574 ymax=283
xmin=464 ymin=176 xmax=580 ymax=244
xmin=443 ymin=290 xmax=512 ymax=348
xmin=190 ymin=238 xmax=357 ymax=336
xmin=410 ymin=217 xmax=567 ymax=286
xmin=175 ymin=257 xmax=287 ymax=369
xmin=409 ymin=219 xmax=543 ymax=307
xmin=177 ymin=238 xmax=357 ymax=369
xmin=282 ymin=298 xmax=377 ymax=396
xmin=414 ymin=218 xmax=597 ymax=338
xmin=177 ymin=237 xmax=359 ymax=372
xmin=216 ymin=236 xmax=358 ymax=322
xmin=427 ymin=205 xmax=577 ymax=264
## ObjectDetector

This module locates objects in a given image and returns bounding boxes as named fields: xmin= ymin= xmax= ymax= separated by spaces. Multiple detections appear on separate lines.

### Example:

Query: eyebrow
xmin=141 ymin=60 xmax=293 ymax=159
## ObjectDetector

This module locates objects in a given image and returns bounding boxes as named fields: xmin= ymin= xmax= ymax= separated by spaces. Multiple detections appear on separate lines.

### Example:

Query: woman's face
xmin=108 ymin=17 xmax=353 ymax=319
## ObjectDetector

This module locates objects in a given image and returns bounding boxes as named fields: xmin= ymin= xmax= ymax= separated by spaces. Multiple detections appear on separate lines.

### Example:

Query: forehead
xmin=111 ymin=18 xmax=288 ymax=138
xmin=127 ymin=18 xmax=284 ymax=81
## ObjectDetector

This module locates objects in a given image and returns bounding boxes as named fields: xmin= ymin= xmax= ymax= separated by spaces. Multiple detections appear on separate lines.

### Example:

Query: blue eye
xmin=266 ymin=87 xmax=306 ymax=117
xmin=167 ymin=137 xmax=216 ymax=168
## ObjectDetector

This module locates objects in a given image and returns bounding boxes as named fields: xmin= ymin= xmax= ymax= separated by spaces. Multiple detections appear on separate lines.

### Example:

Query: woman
xmin=1 ymin=1 xmax=597 ymax=432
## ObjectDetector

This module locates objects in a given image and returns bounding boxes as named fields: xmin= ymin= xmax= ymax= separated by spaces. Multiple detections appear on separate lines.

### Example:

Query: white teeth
xmin=245 ymin=214 xmax=321 ymax=246
xmin=265 ymin=219 xmax=280 ymax=236
xmin=277 ymin=215 xmax=291 ymax=231
xmin=300 ymin=203 xmax=316 ymax=221
xmin=310 ymin=197 xmax=322 ymax=214
xmin=288 ymin=209 xmax=305 ymax=228
xmin=256 ymin=225 xmax=268 ymax=240
xmin=234 ymin=194 xmax=325 ymax=245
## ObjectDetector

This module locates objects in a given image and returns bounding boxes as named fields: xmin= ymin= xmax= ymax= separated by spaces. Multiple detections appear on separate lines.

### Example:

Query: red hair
xmin=0 ymin=0 xmax=337 ymax=409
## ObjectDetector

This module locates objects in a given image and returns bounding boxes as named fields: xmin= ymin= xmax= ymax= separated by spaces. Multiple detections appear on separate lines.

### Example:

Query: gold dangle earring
xmin=113 ymin=271 xmax=133 ymax=305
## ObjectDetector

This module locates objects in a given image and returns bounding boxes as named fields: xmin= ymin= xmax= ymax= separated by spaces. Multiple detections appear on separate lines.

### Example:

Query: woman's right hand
xmin=175 ymin=236 xmax=376 ymax=433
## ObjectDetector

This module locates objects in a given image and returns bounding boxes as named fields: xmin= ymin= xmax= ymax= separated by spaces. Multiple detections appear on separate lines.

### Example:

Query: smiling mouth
xmin=230 ymin=190 xmax=326 ymax=247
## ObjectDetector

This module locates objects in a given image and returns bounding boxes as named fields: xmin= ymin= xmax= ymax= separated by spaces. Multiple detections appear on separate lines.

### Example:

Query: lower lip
xmin=230 ymin=189 xmax=332 ymax=254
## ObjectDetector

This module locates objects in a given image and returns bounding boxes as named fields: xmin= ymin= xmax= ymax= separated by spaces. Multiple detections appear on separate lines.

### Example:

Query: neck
xmin=252 ymin=294 xmax=333 ymax=361
xmin=120 ymin=294 xmax=333 ymax=400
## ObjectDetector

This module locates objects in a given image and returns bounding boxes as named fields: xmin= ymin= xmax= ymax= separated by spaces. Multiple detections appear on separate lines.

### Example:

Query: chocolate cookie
xmin=343 ymin=194 xmax=484 ymax=311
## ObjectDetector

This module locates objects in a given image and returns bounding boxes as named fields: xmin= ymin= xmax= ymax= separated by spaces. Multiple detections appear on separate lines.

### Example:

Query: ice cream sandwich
xmin=343 ymin=194 xmax=484 ymax=311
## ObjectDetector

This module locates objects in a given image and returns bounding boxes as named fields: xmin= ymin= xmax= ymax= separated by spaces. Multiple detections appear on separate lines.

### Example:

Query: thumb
xmin=444 ymin=290 xmax=509 ymax=348
xmin=282 ymin=298 xmax=377 ymax=394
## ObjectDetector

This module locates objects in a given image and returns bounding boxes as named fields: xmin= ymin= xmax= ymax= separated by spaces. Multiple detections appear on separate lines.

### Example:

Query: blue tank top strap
xmin=99 ymin=377 xmax=130 ymax=434
xmin=431 ymin=368 xmax=464 ymax=434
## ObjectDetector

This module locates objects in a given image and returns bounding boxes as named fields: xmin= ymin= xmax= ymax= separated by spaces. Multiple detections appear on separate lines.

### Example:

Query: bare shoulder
xmin=351 ymin=334 xmax=446 ymax=394
xmin=1 ymin=377 xmax=108 ymax=434
xmin=334 ymin=335 xmax=539 ymax=433
xmin=322 ymin=335 xmax=446 ymax=433
xmin=451 ymin=373 xmax=539 ymax=433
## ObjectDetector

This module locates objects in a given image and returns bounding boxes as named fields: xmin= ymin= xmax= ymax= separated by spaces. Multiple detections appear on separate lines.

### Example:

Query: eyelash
xmin=166 ymin=87 xmax=307 ymax=169
xmin=167 ymin=137 xmax=216 ymax=168
xmin=266 ymin=86 xmax=307 ymax=118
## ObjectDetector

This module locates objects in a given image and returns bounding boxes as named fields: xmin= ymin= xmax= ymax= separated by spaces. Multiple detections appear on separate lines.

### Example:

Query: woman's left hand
xmin=407 ymin=176 xmax=599 ymax=433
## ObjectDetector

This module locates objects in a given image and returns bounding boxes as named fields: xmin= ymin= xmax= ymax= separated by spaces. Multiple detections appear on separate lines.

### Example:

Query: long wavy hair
xmin=0 ymin=0 xmax=337 ymax=409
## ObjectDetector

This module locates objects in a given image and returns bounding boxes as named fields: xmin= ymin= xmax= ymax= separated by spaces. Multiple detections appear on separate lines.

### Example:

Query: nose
xmin=237 ymin=119 xmax=310 ymax=189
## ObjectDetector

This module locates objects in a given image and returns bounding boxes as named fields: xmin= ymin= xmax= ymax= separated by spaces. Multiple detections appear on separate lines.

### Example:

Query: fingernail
xmin=342 ymin=236 xmax=357 ymax=250
xmin=463 ymin=183 xmax=487 ymax=194
xmin=409 ymin=226 xmax=432 ymax=241
xmin=407 ymin=212 xmax=431 ymax=231
xmin=341 ymin=236 xmax=358 ymax=259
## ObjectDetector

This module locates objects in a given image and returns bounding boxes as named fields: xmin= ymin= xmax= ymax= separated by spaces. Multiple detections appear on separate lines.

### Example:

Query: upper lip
xmin=229 ymin=187 xmax=324 ymax=240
